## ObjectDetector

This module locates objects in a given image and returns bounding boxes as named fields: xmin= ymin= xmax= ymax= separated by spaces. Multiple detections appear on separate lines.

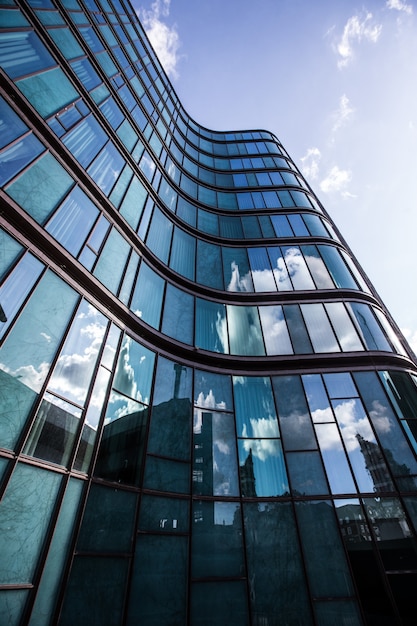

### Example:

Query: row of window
xmin=0 ymin=237 xmax=404 ymax=361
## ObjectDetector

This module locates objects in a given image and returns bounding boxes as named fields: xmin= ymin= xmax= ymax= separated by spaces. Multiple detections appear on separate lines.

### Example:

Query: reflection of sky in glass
xmin=315 ymin=423 xmax=356 ymax=494
xmin=105 ymin=390 xmax=145 ymax=424
xmin=112 ymin=335 xmax=155 ymax=404
xmin=238 ymin=439 xmax=288 ymax=497
xmin=194 ymin=370 xmax=233 ymax=411
xmin=48 ymin=300 xmax=107 ymax=404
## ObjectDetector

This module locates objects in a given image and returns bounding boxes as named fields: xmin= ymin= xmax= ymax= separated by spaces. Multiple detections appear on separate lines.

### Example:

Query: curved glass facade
xmin=1 ymin=1 xmax=417 ymax=624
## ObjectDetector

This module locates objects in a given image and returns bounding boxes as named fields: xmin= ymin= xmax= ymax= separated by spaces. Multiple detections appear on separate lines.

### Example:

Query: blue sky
xmin=134 ymin=0 xmax=417 ymax=353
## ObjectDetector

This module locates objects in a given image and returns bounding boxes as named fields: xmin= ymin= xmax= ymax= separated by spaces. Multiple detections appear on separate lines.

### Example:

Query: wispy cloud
xmin=336 ymin=12 xmax=382 ymax=68
xmin=386 ymin=0 xmax=413 ymax=15
xmin=320 ymin=165 xmax=352 ymax=194
xmin=332 ymin=94 xmax=355 ymax=134
xmin=139 ymin=0 xmax=181 ymax=79
xmin=300 ymin=147 xmax=321 ymax=180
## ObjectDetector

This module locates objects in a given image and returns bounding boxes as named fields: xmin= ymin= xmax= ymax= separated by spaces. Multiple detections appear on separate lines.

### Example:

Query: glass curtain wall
xmin=1 ymin=1 xmax=417 ymax=625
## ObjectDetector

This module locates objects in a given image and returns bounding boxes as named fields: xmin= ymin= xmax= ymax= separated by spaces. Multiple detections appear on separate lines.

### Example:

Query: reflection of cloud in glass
xmin=251 ymin=268 xmax=276 ymax=292
xmin=333 ymin=399 xmax=375 ymax=451
xmin=215 ymin=311 xmax=229 ymax=353
xmin=368 ymin=400 xmax=393 ymax=434
xmin=242 ymin=435 xmax=280 ymax=462
xmin=259 ymin=306 xmax=293 ymax=355
xmin=113 ymin=337 xmax=149 ymax=404
xmin=195 ymin=390 xmax=226 ymax=411
xmin=227 ymin=261 xmax=252 ymax=292
xmin=105 ymin=391 xmax=144 ymax=424
xmin=242 ymin=417 xmax=279 ymax=440
xmin=0 ymin=360 xmax=51 ymax=393
xmin=227 ymin=305 xmax=264 ymax=355
xmin=311 ymin=407 xmax=334 ymax=423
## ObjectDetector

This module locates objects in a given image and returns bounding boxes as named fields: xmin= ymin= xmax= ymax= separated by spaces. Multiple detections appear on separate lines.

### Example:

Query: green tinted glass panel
xmin=17 ymin=68 xmax=79 ymax=117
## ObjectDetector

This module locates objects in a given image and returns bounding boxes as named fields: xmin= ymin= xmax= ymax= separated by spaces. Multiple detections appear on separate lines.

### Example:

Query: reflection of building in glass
xmin=2 ymin=2 xmax=417 ymax=624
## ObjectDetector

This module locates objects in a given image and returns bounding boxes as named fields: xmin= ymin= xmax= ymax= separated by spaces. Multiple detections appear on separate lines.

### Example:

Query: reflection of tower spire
xmin=173 ymin=363 xmax=186 ymax=399
xmin=240 ymin=448 xmax=257 ymax=497
xmin=356 ymin=433 xmax=393 ymax=491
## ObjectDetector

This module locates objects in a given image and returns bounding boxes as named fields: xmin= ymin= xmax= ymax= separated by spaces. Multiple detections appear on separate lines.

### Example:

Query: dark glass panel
xmin=127 ymin=535 xmax=187 ymax=626
xmin=30 ymin=478 xmax=84 ymax=625
xmin=234 ymin=376 xmax=278 ymax=438
xmin=138 ymin=494 xmax=189 ymax=533
xmin=143 ymin=456 xmax=189 ymax=494
xmin=77 ymin=484 xmax=137 ymax=552
xmin=130 ymin=262 xmax=165 ymax=329
xmin=170 ymin=227 xmax=195 ymax=280
xmin=196 ymin=240 xmax=223 ymax=289
xmin=193 ymin=410 xmax=238 ymax=496
xmin=348 ymin=303 xmax=392 ymax=352
xmin=190 ymin=581 xmax=249 ymax=626
xmin=59 ymin=556 xmax=129 ymax=626
xmin=237 ymin=439 xmax=288 ymax=497
xmin=194 ymin=370 xmax=233 ymax=412
xmin=0 ymin=464 xmax=61 ymax=584
xmin=313 ymin=601 xmax=362 ymax=626
xmin=283 ymin=304 xmax=313 ymax=354
xmin=287 ymin=451 xmax=328 ymax=495
xmin=273 ymin=375 xmax=316 ymax=450
xmin=192 ymin=501 xmax=244 ymax=578
xmin=161 ymin=284 xmax=193 ymax=344
xmin=244 ymin=502 xmax=312 ymax=624
xmin=148 ymin=357 xmax=191 ymax=460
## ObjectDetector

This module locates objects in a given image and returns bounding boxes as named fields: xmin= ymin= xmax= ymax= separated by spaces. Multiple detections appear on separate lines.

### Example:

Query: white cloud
xmin=401 ymin=327 xmax=417 ymax=355
xmin=300 ymin=147 xmax=321 ymax=180
xmin=320 ymin=165 xmax=352 ymax=194
xmin=386 ymin=0 xmax=413 ymax=15
xmin=139 ymin=0 xmax=181 ymax=79
xmin=336 ymin=12 xmax=382 ymax=68
xmin=332 ymin=94 xmax=355 ymax=133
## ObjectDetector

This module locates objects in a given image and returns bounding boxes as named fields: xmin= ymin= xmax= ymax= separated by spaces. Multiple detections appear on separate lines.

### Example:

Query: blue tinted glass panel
xmin=87 ymin=141 xmax=125 ymax=195
xmin=0 ymin=97 xmax=28 ymax=149
xmin=0 ymin=134 xmax=44 ymax=186
xmin=93 ymin=228 xmax=130 ymax=294
xmin=195 ymin=299 xmax=228 ymax=353
xmin=0 ymin=31 xmax=55 ymax=79
xmin=170 ymin=228 xmax=195 ymax=280
xmin=161 ymin=285 xmax=193 ymax=344
xmin=18 ymin=68 xmax=79 ymax=117
xmin=248 ymin=248 xmax=276 ymax=292
xmin=63 ymin=116 xmax=107 ymax=168
xmin=222 ymin=248 xmax=253 ymax=292
xmin=146 ymin=207 xmax=172 ymax=263
xmin=46 ymin=186 xmax=99 ymax=256
xmin=196 ymin=241 xmax=223 ymax=289
xmin=348 ymin=303 xmax=392 ymax=351
xmin=318 ymin=245 xmax=357 ymax=289
xmin=130 ymin=263 xmax=164 ymax=329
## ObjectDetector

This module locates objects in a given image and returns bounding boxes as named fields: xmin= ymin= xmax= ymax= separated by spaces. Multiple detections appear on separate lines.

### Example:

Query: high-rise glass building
xmin=1 ymin=1 xmax=417 ymax=625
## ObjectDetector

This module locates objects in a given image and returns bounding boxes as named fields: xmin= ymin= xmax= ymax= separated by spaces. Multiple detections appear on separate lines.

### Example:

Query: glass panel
xmin=0 ymin=133 xmax=44 ymax=186
xmin=247 ymin=247 xmax=276 ymax=292
xmin=59 ymin=557 xmax=128 ymax=626
xmin=0 ymin=271 xmax=79 ymax=450
xmin=222 ymin=248 xmax=253 ymax=292
xmin=161 ymin=284 xmax=193 ymax=344
xmin=46 ymin=186 xmax=99 ymax=256
xmin=112 ymin=335 xmax=155 ymax=405
xmin=332 ymin=398 xmax=394 ymax=492
xmin=325 ymin=302 xmax=363 ymax=351
xmin=0 ymin=590 xmax=28 ymax=626
xmin=303 ymin=244 xmax=334 ymax=288
xmin=48 ymin=299 xmax=107 ymax=404
xmin=233 ymin=377 xmax=279 ymax=438
xmin=0 ymin=463 xmax=61 ymax=583
xmin=192 ymin=501 xmax=244 ymax=577
xmin=0 ymin=252 xmax=44 ymax=340
xmin=0 ymin=96 xmax=28 ymax=149
xmin=244 ymin=502 xmax=312 ymax=623
xmin=196 ymin=241 xmax=223 ymax=289
xmin=29 ymin=478 xmax=83 ymax=625
xmin=148 ymin=357 xmax=192 ymax=460
xmin=295 ymin=500 xmax=355 ymax=597
xmin=195 ymin=298 xmax=228 ymax=353
xmin=130 ymin=262 xmax=164 ymax=329
xmin=93 ymin=228 xmax=130 ymax=294
xmin=0 ymin=229 xmax=22 ymax=280
xmin=193 ymin=410 xmax=238 ymax=496
xmin=301 ymin=303 xmax=340 ymax=353
xmin=318 ymin=245 xmax=357 ymax=289
xmin=227 ymin=305 xmax=265 ymax=356
xmin=348 ymin=303 xmax=392 ymax=351
xmin=282 ymin=246 xmax=315 ymax=290
xmin=87 ymin=141 xmax=124 ymax=195
xmin=120 ymin=175 xmax=147 ymax=230
xmin=170 ymin=227 xmax=195 ymax=280
xmin=354 ymin=372 xmax=417 ymax=478
xmin=146 ymin=207 xmax=172 ymax=263
xmin=6 ymin=152 xmax=74 ymax=224
xmin=302 ymin=374 xmax=334 ymax=423
xmin=259 ymin=305 xmax=293 ymax=355
xmin=143 ymin=456 xmax=189 ymax=494
xmin=238 ymin=439 xmax=288 ymax=497
xmin=0 ymin=30 xmax=55 ymax=79
xmin=287 ymin=451 xmax=328 ymax=495
xmin=273 ymin=375 xmax=316 ymax=450
xmin=270 ymin=214 xmax=292 ymax=237
xmin=127 ymin=536 xmax=187 ymax=626
xmin=268 ymin=247 xmax=292 ymax=291
xmin=194 ymin=370 xmax=233 ymax=412
xmin=139 ymin=495 xmax=189 ymax=532
xmin=23 ymin=392 xmax=82 ymax=466
xmin=190 ymin=581 xmax=248 ymax=626
xmin=315 ymin=423 xmax=356 ymax=494
xmin=283 ymin=304 xmax=313 ymax=354
xmin=18 ymin=67 xmax=79 ymax=118
xmin=77 ymin=484 xmax=137 ymax=552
